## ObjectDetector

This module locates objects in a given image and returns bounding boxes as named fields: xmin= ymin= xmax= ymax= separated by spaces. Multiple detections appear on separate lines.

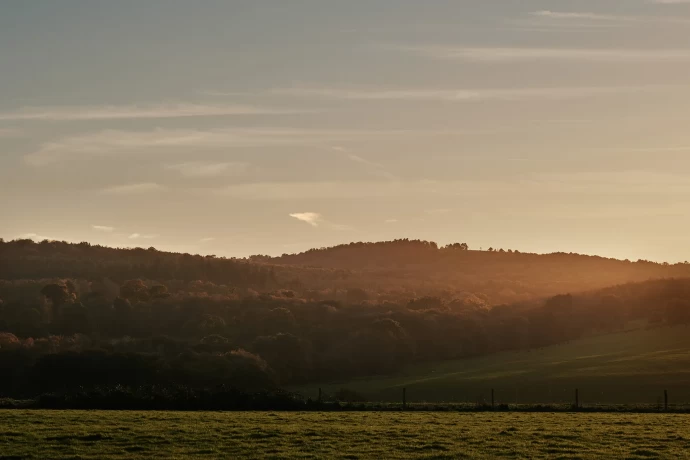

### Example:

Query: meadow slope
xmin=299 ymin=326 xmax=690 ymax=405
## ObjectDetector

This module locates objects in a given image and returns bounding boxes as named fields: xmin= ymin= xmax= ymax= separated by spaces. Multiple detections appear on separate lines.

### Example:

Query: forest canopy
xmin=1 ymin=237 xmax=689 ymax=399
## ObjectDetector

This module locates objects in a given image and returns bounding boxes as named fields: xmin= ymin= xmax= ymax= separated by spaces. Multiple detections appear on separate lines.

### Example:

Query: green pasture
xmin=299 ymin=326 xmax=690 ymax=405
xmin=1 ymin=410 xmax=689 ymax=459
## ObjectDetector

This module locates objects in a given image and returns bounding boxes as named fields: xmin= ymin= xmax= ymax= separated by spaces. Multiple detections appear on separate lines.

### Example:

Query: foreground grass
xmin=299 ymin=326 xmax=690 ymax=404
xmin=1 ymin=410 xmax=690 ymax=459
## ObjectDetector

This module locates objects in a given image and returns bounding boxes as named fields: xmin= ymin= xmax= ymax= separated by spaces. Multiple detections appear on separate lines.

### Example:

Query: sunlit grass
xmin=298 ymin=326 xmax=690 ymax=404
xmin=1 ymin=410 xmax=689 ymax=459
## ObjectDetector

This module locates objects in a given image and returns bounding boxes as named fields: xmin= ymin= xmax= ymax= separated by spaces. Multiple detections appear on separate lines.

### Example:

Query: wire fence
xmin=311 ymin=387 xmax=690 ymax=412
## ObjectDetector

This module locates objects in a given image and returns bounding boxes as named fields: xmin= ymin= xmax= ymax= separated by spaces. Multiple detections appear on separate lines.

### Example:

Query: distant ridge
xmin=3 ymin=237 xmax=690 ymax=305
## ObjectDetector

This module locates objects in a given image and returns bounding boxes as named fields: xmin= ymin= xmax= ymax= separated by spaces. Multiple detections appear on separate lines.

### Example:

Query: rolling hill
xmin=269 ymin=240 xmax=690 ymax=304
xmin=4 ymin=238 xmax=690 ymax=306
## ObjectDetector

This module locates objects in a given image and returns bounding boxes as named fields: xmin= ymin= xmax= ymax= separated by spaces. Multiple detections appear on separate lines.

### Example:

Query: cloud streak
xmin=289 ymin=212 xmax=323 ymax=227
xmin=166 ymin=162 xmax=250 ymax=178
xmin=335 ymin=147 xmax=397 ymax=180
xmin=404 ymin=46 xmax=690 ymax=62
xmin=217 ymin=173 xmax=690 ymax=201
xmin=0 ymin=127 xmax=22 ymax=137
xmin=0 ymin=103 xmax=306 ymax=122
xmin=221 ymin=181 xmax=420 ymax=200
xmin=278 ymin=85 xmax=674 ymax=102
xmin=17 ymin=233 xmax=56 ymax=241
xmin=102 ymin=183 xmax=165 ymax=195
xmin=289 ymin=212 xmax=352 ymax=231
xmin=92 ymin=225 xmax=115 ymax=232
xmin=128 ymin=233 xmax=158 ymax=240
xmin=531 ymin=11 xmax=624 ymax=21
xmin=426 ymin=208 xmax=453 ymax=215
xmin=533 ymin=10 xmax=690 ymax=22
xmin=25 ymin=128 xmax=464 ymax=166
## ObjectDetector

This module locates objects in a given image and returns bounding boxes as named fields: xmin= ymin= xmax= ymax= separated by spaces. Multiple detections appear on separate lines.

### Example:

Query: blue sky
xmin=2 ymin=0 xmax=690 ymax=261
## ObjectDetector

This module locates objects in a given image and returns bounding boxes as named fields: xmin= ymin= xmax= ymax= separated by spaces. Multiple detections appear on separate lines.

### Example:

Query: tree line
xmin=2 ymin=261 xmax=690 ymax=398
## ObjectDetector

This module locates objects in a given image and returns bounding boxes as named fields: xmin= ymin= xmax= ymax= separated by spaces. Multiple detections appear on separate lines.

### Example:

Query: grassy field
xmin=1 ymin=410 xmax=690 ymax=459
xmin=299 ymin=326 xmax=690 ymax=405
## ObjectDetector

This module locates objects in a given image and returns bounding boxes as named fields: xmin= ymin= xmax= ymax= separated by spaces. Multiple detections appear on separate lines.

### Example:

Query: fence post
xmin=403 ymin=387 xmax=407 ymax=410
xmin=491 ymin=389 xmax=495 ymax=409
xmin=318 ymin=388 xmax=322 ymax=404
xmin=575 ymin=389 xmax=579 ymax=409
xmin=664 ymin=390 xmax=668 ymax=411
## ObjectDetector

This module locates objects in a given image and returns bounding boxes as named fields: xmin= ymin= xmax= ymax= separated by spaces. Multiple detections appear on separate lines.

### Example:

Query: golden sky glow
xmin=2 ymin=1 xmax=690 ymax=262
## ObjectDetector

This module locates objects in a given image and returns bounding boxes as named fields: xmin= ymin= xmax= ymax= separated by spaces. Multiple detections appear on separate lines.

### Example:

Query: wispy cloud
xmin=335 ymin=147 xmax=397 ymax=181
xmin=214 ymin=172 xmax=690 ymax=202
xmin=0 ymin=103 xmax=305 ymax=122
xmin=128 ymin=233 xmax=158 ymax=240
xmin=426 ymin=208 xmax=453 ymax=215
xmin=384 ymin=219 xmax=399 ymax=224
xmin=528 ymin=10 xmax=690 ymax=25
xmin=166 ymin=162 xmax=250 ymax=177
xmin=17 ymin=232 xmax=56 ymax=241
xmin=220 ymin=181 xmax=412 ymax=200
xmin=330 ymin=223 xmax=355 ymax=231
xmin=198 ymin=90 xmax=252 ymax=97
xmin=199 ymin=237 xmax=216 ymax=243
xmin=403 ymin=46 xmax=690 ymax=62
xmin=25 ymin=128 xmax=463 ymax=166
xmin=278 ymin=85 xmax=673 ymax=102
xmin=289 ymin=212 xmax=323 ymax=227
xmin=347 ymin=154 xmax=375 ymax=165
xmin=289 ymin=212 xmax=352 ymax=231
xmin=531 ymin=11 xmax=624 ymax=21
xmin=102 ymin=183 xmax=165 ymax=195
xmin=24 ymin=128 xmax=308 ymax=166
xmin=0 ymin=127 xmax=22 ymax=137
xmin=582 ymin=145 xmax=690 ymax=156
xmin=92 ymin=225 xmax=115 ymax=232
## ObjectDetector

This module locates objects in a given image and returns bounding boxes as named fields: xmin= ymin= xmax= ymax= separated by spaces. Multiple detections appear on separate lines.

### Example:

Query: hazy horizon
xmin=3 ymin=236 xmax=686 ymax=265
xmin=3 ymin=1 xmax=690 ymax=262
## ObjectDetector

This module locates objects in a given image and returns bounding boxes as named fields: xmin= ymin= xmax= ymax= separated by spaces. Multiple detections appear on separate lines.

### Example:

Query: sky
xmin=2 ymin=0 xmax=690 ymax=262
